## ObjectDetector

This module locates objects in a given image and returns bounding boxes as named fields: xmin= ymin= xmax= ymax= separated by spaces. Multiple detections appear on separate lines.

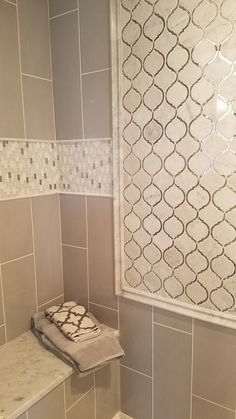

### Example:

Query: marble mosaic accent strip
xmin=112 ymin=0 xmax=236 ymax=326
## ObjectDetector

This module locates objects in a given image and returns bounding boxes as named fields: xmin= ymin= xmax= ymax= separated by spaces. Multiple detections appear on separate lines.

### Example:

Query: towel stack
xmin=31 ymin=301 xmax=124 ymax=376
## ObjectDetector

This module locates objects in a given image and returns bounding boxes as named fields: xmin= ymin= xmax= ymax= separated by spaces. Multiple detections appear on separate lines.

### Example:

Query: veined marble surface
xmin=0 ymin=331 xmax=73 ymax=419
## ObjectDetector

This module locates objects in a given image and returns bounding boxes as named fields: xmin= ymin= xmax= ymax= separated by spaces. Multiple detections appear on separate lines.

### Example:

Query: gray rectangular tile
xmin=82 ymin=70 xmax=112 ymax=139
xmin=38 ymin=295 xmax=64 ymax=312
xmin=95 ymin=362 xmax=119 ymax=419
xmin=87 ymin=197 xmax=117 ymax=309
xmin=28 ymin=384 xmax=65 ymax=419
xmin=121 ymin=366 xmax=152 ymax=419
xmin=89 ymin=303 xmax=118 ymax=330
xmin=31 ymin=195 xmax=63 ymax=306
xmin=154 ymin=307 xmax=192 ymax=333
xmin=50 ymin=11 xmax=83 ymax=140
xmin=65 ymin=373 xmax=94 ymax=410
xmin=2 ymin=255 xmax=36 ymax=341
xmin=23 ymin=76 xmax=55 ymax=140
xmin=192 ymin=396 xmax=234 ymax=419
xmin=154 ymin=323 xmax=192 ymax=419
xmin=0 ymin=325 xmax=6 ymax=347
xmin=0 ymin=198 xmax=33 ymax=263
xmin=63 ymin=245 xmax=88 ymax=309
xmin=18 ymin=0 xmax=51 ymax=78
xmin=79 ymin=0 xmax=111 ymax=73
xmin=0 ymin=277 xmax=4 ymax=325
xmin=60 ymin=194 xmax=87 ymax=247
xmin=0 ymin=0 xmax=24 ymax=137
xmin=66 ymin=388 xmax=95 ymax=419
xmin=193 ymin=320 xmax=236 ymax=410
xmin=119 ymin=297 xmax=152 ymax=376
xmin=49 ymin=0 xmax=77 ymax=17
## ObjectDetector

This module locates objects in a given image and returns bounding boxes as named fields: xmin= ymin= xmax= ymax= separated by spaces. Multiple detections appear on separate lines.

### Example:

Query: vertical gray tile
xmin=22 ymin=76 xmax=55 ymax=140
xmin=89 ymin=303 xmax=118 ymax=330
xmin=193 ymin=320 xmax=236 ymax=409
xmin=65 ymin=373 xmax=94 ymax=410
xmin=192 ymin=396 xmax=234 ymax=419
xmin=0 ymin=325 xmax=6 ymax=347
xmin=154 ymin=324 xmax=192 ymax=419
xmin=63 ymin=245 xmax=88 ymax=309
xmin=79 ymin=0 xmax=111 ymax=72
xmin=60 ymin=194 xmax=87 ymax=247
xmin=154 ymin=307 xmax=192 ymax=333
xmin=0 ymin=198 xmax=33 ymax=263
xmin=18 ymin=0 xmax=51 ymax=78
xmin=95 ymin=363 xmax=119 ymax=419
xmin=66 ymin=388 xmax=95 ymax=419
xmin=31 ymin=195 xmax=63 ymax=306
xmin=2 ymin=255 xmax=36 ymax=341
xmin=28 ymin=384 xmax=65 ymax=419
xmin=121 ymin=366 xmax=152 ymax=419
xmin=38 ymin=295 xmax=64 ymax=312
xmin=119 ymin=297 xmax=152 ymax=376
xmin=87 ymin=197 xmax=117 ymax=309
xmin=0 ymin=0 xmax=24 ymax=138
xmin=82 ymin=70 xmax=112 ymax=139
xmin=49 ymin=0 xmax=77 ymax=17
xmin=0 ymin=278 xmax=4 ymax=325
xmin=50 ymin=12 xmax=83 ymax=140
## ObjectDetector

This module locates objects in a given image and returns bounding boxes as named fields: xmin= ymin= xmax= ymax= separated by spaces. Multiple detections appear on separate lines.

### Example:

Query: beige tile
xmin=23 ymin=76 xmax=55 ymax=140
xmin=0 ymin=0 xmax=24 ymax=138
xmin=89 ymin=303 xmax=118 ymax=330
xmin=0 ymin=277 xmax=4 ymax=325
xmin=18 ymin=0 xmax=51 ymax=78
xmin=154 ymin=324 xmax=192 ymax=419
xmin=95 ymin=362 xmax=119 ymax=419
xmin=16 ymin=413 xmax=27 ymax=419
xmin=28 ymin=384 xmax=65 ymax=419
xmin=60 ymin=194 xmax=86 ymax=247
xmin=49 ymin=0 xmax=77 ymax=17
xmin=0 ymin=325 xmax=6 ymax=347
xmin=63 ymin=245 xmax=88 ymax=309
xmin=119 ymin=297 xmax=152 ymax=375
xmin=87 ymin=197 xmax=117 ymax=309
xmin=154 ymin=307 xmax=192 ymax=333
xmin=192 ymin=396 xmax=234 ymax=419
xmin=0 ymin=198 xmax=33 ymax=263
xmin=32 ymin=195 xmax=63 ymax=306
xmin=79 ymin=0 xmax=111 ymax=73
xmin=66 ymin=388 xmax=95 ymax=419
xmin=38 ymin=295 xmax=64 ymax=312
xmin=65 ymin=372 xmax=94 ymax=410
xmin=121 ymin=366 xmax=152 ymax=419
xmin=82 ymin=70 xmax=112 ymax=139
xmin=193 ymin=320 xmax=236 ymax=409
xmin=2 ymin=255 xmax=36 ymax=341
xmin=50 ymin=12 xmax=83 ymax=140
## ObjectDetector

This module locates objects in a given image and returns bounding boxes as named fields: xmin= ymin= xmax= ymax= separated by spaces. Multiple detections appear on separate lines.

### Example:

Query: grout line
xmin=151 ymin=306 xmax=154 ymax=419
xmin=59 ymin=192 xmax=113 ymax=199
xmin=29 ymin=198 xmax=39 ymax=310
xmin=57 ymin=194 xmax=64 ymax=299
xmin=117 ymin=296 xmax=121 ymax=412
xmin=65 ymin=386 xmax=95 ymax=413
xmin=0 ymin=265 xmax=8 ymax=343
xmin=192 ymin=394 xmax=235 ymax=413
xmin=0 ymin=136 xmax=112 ymax=143
xmin=21 ymin=72 xmax=52 ymax=82
xmin=62 ymin=243 xmax=87 ymax=251
xmin=85 ymin=197 xmax=90 ymax=310
xmin=94 ymin=373 xmax=97 ymax=419
xmin=153 ymin=321 xmax=192 ymax=335
xmin=0 ymin=252 xmax=34 ymax=267
xmin=120 ymin=364 xmax=152 ymax=380
xmin=38 ymin=294 xmax=64 ymax=310
xmin=2 ymin=0 xmax=16 ymax=5
xmin=47 ymin=0 xmax=57 ymax=142
xmin=16 ymin=0 xmax=27 ymax=139
xmin=89 ymin=301 xmax=118 ymax=313
xmin=190 ymin=319 xmax=194 ymax=419
xmin=77 ymin=0 xmax=85 ymax=139
xmin=0 ymin=192 xmax=113 ymax=203
xmin=49 ymin=8 xmax=78 ymax=20
xmin=81 ymin=68 xmax=112 ymax=76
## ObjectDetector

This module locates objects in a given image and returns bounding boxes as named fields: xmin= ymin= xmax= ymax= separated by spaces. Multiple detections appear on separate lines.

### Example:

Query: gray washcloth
xmin=31 ymin=312 xmax=124 ymax=376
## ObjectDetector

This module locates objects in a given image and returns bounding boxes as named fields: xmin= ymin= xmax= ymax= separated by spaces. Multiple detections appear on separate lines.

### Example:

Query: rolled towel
xmin=45 ymin=301 xmax=101 ymax=343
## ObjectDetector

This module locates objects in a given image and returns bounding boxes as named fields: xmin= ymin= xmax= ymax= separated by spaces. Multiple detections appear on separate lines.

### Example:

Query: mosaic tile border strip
xmin=111 ymin=0 xmax=236 ymax=328
xmin=0 ymin=139 xmax=112 ymax=200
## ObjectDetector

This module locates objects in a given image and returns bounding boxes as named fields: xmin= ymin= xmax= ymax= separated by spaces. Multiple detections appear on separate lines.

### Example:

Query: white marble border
xmin=110 ymin=0 xmax=236 ymax=330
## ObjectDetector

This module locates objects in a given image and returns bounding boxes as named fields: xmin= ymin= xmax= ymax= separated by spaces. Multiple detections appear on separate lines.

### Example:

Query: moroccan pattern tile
xmin=117 ymin=0 xmax=236 ymax=314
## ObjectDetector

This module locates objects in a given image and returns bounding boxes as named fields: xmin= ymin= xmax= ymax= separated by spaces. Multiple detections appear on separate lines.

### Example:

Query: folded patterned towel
xmin=32 ymin=311 xmax=124 ymax=376
xmin=45 ymin=301 xmax=101 ymax=343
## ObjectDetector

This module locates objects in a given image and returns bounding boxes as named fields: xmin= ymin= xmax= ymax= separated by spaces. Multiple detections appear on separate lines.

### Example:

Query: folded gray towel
xmin=32 ymin=312 xmax=124 ymax=376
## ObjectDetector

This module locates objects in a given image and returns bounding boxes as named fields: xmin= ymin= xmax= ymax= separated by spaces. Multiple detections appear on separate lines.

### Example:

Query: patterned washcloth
xmin=45 ymin=301 xmax=101 ymax=342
